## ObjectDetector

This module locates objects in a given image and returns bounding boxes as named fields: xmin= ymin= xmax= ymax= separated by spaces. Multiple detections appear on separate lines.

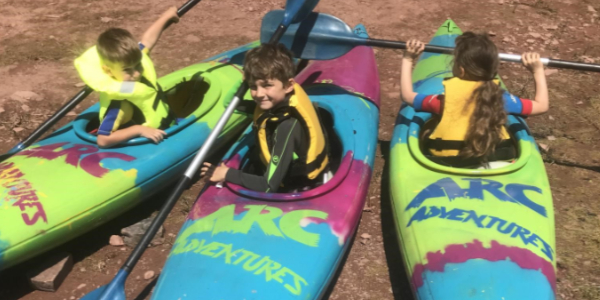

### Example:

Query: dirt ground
xmin=1 ymin=0 xmax=599 ymax=299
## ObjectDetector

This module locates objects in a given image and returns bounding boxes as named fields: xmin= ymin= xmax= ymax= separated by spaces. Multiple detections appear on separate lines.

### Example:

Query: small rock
xmin=588 ymin=5 xmax=596 ymax=13
xmin=544 ymin=24 xmax=558 ymax=30
xmin=121 ymin=217 xmax=164 ymax=248
xmin=143 ymin=270 xmax=155 ymax=280
xmin=538 ymin=143 xmax=550 ymax=152
xmin=76 ymin=283 xmax=86 ymax=290
xmin=28 ymin=253 xmax=73 ymax=292
xmin=387 ymin=91 xmax=400 ymax=99
xmin=498 ymin=0 xmax=504 ymax=4
xmin=529 ymin=32 xmax=541 ymax=38
xmin=580 ymin=56 xmax=595 ymax=63
xmin=0 ymin=107 xmax=4 ymax=114
xmin=21 ymin=104 xmax=30 ymax=112
xmin=10 ymin=91 xmax=43 ymax=102
xmin=100 ymin=17 xmax=113 ymax=23
xmin=576 ymin=101 xmax=584 ymax=105
xmin=551 ymin=39 xmax=559 ymax=45
xmin=583 ymin=260 xmax=592 ymax=266
xmin=13 ymin=127 xmax=24 ymax=133
xmin=360 ymin=233 xmax=372 ymax=239
xmin=70 ymin=297 xmax=75 ymax=300
xmin=79 ymin=267 xmax=86 ymax=272
xmin=109 ymin=235 xmax=124 ymax=246
xmin=545 ymin=69 xmax=559 ymax=76
xmin=547 ymin=135 xmax=556 ymax=141
xmin=120 ymin=247 xmax=126 ymax=251
xmin=526 ymin=39 xmax=535 ymax=43
xmin=549 ymin=115 xmax=555 ymax=121
xmin=488 ymin=31 xmax=497 ymax=36
xmin=66 ymin=111 xmax=77 ymax=116
xmin=74 ymin=82 xmax=86 ymax=88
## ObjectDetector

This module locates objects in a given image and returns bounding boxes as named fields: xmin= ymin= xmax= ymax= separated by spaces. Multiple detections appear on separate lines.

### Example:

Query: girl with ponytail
xmin=400 ymin=32 xmax=549 ymax=167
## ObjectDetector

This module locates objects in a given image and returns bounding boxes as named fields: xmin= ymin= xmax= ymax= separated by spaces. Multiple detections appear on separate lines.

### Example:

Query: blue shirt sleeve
xmin=413 ymin=93 xmax=428 ymax=110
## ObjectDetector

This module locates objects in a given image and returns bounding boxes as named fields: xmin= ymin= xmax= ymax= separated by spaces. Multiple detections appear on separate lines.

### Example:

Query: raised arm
xmin=522 ymin=52 xmax=549 ymax=115
xmin=400 ymin=39 xmax=425 ymax=105
xmin=141 ymin=6 xmax=180 ymax=53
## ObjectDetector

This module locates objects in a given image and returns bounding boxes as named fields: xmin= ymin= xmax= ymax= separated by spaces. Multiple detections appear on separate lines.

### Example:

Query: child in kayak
xmin=400 ymin=32 xmax=549 ymax=167
xmin=201 ymin=44 xmax=329 ymax=192
xmin=74 ymin=7 xmax=180 ymax=148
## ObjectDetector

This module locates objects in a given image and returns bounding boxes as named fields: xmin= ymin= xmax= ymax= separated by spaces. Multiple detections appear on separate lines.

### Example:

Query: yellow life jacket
xmin=74 ymin=46 xmax=173 ymax=129
xmin=428 ymin=77 xmax=510 ymax=156
xmin=253 ymin=83 xmax=328 ymax=180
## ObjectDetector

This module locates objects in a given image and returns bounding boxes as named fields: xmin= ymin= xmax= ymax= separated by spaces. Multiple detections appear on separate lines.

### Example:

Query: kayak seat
xmin=418 ymin=118 xmax=518 ymax=169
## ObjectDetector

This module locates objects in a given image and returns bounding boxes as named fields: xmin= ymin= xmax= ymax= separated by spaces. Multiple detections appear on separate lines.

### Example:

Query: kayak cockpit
xmin=408 ymin=107 xmax=534 ymax=175
xmin=222 ymin=92 xmax=357 ymax=201
xmin=73 ymin=71 xmax=221 ymax=146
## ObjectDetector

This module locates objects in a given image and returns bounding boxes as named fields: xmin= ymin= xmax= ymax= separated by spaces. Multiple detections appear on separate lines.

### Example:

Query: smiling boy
xmin=201 ymin=44 xmax=329 ymax=192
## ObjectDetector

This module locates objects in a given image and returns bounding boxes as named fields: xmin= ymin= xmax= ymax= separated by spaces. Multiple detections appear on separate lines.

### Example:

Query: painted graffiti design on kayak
xmin=405 ymin=177 xmax=547 ymax=217
xmin=0 ymin=162 xmax=47 ymax=226
xmin=180 ymin=204 xmax=328 ymax=247
xmin=407 ymin=205 xmax=554 ymax=261
xmin=171 ymin=238 xmax=307 ymax=296
xmin=16 ymin=142 xmax=136 ymax=178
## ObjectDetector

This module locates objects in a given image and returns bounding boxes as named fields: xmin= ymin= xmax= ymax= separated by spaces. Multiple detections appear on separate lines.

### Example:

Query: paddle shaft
xmin=363 ymin=38 xmax=600 ymax=73
xmin=0 ymin=0 xmax=202 ymax=163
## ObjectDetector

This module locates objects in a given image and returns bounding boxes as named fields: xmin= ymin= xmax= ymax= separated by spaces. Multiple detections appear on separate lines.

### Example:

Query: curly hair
xmin=243 ymin=43 xmax=295 ymax=86
xmin=453 ymin=32 xmax=506 ymax=160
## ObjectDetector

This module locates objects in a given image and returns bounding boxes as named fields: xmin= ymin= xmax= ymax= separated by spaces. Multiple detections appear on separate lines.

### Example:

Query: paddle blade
xmin=285 ymin=0 xmax=319 ymax=24
xmin=261 ymin=10 xmax=365 ymax=60
xmin=81 ymin=270 xmax=128 ymax=300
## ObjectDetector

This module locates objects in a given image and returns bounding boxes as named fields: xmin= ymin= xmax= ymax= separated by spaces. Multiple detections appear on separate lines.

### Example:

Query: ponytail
xmin=461 ymin=80 xmax=506 ymax=160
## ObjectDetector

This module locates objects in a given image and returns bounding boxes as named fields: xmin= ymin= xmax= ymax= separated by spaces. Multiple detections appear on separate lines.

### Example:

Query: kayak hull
xmin=0 ymin=42 xmax=261 ymax=271
xmin=389 ymin=20 xmax=556 ymax=300
xmin=152 ymin=25 xmax=380 ymax=300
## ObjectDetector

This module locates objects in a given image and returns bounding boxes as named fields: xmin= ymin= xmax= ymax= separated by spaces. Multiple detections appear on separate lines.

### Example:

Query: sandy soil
xmin=1 ymin=0 xmax=599 ymax=299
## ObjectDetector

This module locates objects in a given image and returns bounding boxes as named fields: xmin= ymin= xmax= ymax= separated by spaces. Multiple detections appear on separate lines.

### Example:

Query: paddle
xmin=261 ymin=11 xmax=600 ymax=73
xmin=81 ymin=1 xmax=318 ymax=299
xmin=0 ymin=0 xmax=203 ymax=164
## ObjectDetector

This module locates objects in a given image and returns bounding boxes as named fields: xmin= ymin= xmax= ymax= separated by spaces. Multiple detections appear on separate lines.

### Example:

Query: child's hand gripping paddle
xmin=0 ymin=0 xmax=203 ymax=163
xmin=261 ymin=11 xmax=600 ymax=73
xmin=80 ymin=1 xmax=319 ymax=299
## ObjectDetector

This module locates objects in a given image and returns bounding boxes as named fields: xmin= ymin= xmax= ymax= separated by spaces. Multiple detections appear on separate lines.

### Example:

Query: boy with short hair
xmin=75 ymin=7 xmax=179 ymax=148
xmin=201 ymin=43 xmax=329 ymax=192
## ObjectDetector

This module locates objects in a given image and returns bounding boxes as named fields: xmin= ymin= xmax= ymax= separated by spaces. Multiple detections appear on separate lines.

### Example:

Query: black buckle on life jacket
xmin=426 ymin=138 xmax=466 ymax=152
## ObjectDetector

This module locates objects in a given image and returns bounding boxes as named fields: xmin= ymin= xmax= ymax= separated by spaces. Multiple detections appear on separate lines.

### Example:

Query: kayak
xmin=151 ymin=24 xmax=380 ymax=300
xmin=0 ymin=42 xmax=260 ymax=271
xmin=389 ymin=20 xmax=556 ymax=299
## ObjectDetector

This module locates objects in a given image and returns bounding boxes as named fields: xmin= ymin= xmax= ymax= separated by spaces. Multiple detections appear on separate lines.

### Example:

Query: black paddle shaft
xmin=364 ymin=38 xmax=600 ymax=73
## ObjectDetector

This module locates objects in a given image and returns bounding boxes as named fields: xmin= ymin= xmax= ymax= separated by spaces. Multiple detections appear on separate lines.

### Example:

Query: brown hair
xmin=453 ymin=31 xmax=506 ymax=160
xmin=97 ymin=28 xmax=141 ymax=66
xmin=243 ymin=43 xmax=295 ymax=86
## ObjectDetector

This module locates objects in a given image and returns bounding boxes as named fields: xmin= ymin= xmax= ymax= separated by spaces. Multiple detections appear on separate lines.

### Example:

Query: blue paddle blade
xmin=285 ymin=0 xmax=319 ymax=24
xmin=81 ymin=270 xmax=128 ymax=300
xmin=260 ymin=10 xmax=367 ymax=60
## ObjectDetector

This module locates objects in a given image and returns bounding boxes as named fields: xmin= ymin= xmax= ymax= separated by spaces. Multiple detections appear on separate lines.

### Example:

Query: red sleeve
xmin=520 ymin=98 xmax=533 ymax=116
xmin=420 ymin=94 xmax=442 ymax=114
